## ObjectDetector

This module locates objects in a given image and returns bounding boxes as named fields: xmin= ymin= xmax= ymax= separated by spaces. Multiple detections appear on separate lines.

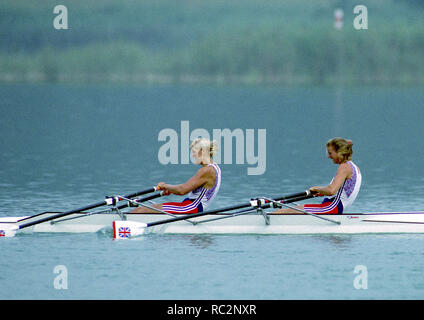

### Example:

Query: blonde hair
xmin=190 ymin=138 xmax=218 ymax=164
xmin=326 ymin=137 xmax=353 ymax=162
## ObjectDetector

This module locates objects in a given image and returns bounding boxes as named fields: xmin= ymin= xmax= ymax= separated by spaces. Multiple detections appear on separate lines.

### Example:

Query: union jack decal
xmin=118 ymin=227 xmax=131 ymax=238
xmin=0 ymin=230 xmax=5 ymax=237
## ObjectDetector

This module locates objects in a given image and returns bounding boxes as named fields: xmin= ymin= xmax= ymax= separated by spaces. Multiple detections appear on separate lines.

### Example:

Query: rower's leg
xmin=131 ymin=203 xmax=163 ymax=214
xmin=274 ymin=205 xmax=305 ymax=214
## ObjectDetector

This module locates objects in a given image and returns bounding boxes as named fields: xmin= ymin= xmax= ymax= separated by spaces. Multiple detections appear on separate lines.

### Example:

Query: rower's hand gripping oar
xmin=0 ymin=187 xmax=159 ymax=238
xmin=112 ymin=190 xmax=315 ymax=239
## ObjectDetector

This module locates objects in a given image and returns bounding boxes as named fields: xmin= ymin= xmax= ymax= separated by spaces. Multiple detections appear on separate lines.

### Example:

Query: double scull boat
xmin=1 ymin=189 xmax=424 ymax=238
xmin=3 ymin=211 xmax=424 ymax=237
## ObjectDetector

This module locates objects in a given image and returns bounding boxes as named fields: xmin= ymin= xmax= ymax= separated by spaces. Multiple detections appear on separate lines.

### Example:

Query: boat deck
xmin=3 ymin=211 xmax=424 ymax=235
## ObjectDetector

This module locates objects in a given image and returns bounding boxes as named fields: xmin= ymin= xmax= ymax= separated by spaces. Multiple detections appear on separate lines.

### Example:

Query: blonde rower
xmin=132 ymin=138 xmax=221 ymax=214
xmin=275 ymin=137 xmax=362 ymax=214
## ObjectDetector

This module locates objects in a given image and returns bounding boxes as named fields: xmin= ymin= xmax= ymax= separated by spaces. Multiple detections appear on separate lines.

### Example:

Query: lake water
xmin=1 ymin=83 xmax=424 ymax=301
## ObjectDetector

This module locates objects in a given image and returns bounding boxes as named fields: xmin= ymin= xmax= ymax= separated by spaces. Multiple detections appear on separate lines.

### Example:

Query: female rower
xmin=275 ymin=137 xmax=361 ymax=214
xmin=132 ymin=138 xmax=221 ymax=214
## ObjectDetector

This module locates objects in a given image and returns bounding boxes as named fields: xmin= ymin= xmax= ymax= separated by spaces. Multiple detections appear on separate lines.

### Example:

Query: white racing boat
xmin=1 ymin=188 xmax=424 ymax=238
xmin=3 ymin=210 xmax=424 ymax=237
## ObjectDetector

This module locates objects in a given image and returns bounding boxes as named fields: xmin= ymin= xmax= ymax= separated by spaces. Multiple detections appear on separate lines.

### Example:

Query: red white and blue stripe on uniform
xmin=161 ymin=196 xmax=205 ymax=214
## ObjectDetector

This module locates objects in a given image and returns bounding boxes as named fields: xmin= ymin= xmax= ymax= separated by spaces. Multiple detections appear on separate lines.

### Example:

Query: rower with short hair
xmin=275 ymin=137 xmax=361 ymax=214
xmin=132 ymin=138 xmax=221 ymax=214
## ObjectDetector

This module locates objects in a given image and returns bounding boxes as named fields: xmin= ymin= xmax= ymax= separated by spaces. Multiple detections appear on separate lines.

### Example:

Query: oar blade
xmin=0 ymin=224 xmax=19 ymax=237
xmin=112 ymin=220 xmax=147 ymax=239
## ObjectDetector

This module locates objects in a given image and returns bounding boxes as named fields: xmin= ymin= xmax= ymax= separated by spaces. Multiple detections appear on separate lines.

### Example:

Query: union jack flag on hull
xmin=0 ymin=230 xmax=5 ymax=237
xmin=118 ymin=227 xmax=131 ymax=238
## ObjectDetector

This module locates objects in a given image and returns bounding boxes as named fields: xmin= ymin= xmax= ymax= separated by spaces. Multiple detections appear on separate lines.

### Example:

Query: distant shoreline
xmin=2 ymin=1 xmax=424 ymax=87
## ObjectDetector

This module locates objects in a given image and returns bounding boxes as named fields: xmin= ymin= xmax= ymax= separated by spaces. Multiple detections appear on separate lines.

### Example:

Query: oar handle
xmin=124 ymin=187 xmax=157 ymax=199
xmin=274 ymin=190 xmax=313 ymax=202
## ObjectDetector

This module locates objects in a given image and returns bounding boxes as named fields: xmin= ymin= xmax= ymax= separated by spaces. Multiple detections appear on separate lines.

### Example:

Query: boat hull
xmin=3 ymin=211 xmax=424 ymax=235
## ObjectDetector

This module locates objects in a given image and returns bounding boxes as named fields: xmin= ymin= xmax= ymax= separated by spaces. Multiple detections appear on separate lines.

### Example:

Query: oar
xmin=48 ymin=191 xmax=165 ymax=225
xmin=0 ymin=187 xmax=158 ymax=237
xmin=112 ymin=190 xmax=315 ymax=239
xmin=262 ymin=197 xmax=341 ymax=225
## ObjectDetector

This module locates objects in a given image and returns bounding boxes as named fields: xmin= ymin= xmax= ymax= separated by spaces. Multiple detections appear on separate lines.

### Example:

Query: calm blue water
xmin=1 ymin=83 xmax=424 ymax=299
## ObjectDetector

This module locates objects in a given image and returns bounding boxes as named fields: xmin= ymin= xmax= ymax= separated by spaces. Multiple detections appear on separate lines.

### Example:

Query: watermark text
xmin=158 ymin=121 xmax=266 ymax=175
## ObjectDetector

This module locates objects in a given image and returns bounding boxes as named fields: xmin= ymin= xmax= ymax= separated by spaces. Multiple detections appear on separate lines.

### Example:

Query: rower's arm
xmin=310 ymin=163 xmax=351 ymax=196
xmin=158 ymin=167 xmax=212 ymax=196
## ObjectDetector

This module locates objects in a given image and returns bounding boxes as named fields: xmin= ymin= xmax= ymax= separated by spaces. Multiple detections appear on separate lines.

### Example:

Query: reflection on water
xmin=311 ymin=235 xmax=353 ymax=249
xmin=187 ymin=235 xmax=215 ymax=249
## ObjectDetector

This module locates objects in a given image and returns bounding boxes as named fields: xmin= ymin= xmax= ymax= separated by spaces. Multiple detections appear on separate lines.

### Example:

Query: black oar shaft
xmin=18 ymin=187 xmax=157 ymax=230
xmin=274 ymin=191 xmax=313 ymax=203
xmin=124 ymin=188 xmax=156 ymax=199
xmin=147 ymin=191 xmax=313 ymax=228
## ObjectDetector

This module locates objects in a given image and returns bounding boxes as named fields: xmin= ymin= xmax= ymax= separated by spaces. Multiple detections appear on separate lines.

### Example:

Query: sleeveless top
xmin=187 ymin=163 xmax=221 ymax=211
xmin=329 ymin=161 xmax=362 ymax=211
